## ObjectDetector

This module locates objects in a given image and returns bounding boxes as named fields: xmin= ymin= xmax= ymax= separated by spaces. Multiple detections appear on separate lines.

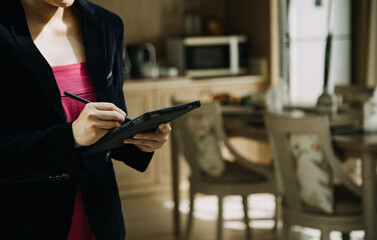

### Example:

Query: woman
xmin=0 ymin=0 xmax=171 ymax=239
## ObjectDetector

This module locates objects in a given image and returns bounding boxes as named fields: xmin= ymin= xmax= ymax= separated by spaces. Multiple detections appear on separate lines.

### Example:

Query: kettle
xmin=126 ymin=43 xmax=158 ymax=78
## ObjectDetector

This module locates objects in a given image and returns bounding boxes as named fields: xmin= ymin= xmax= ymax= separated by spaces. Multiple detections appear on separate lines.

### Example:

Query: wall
xmin=89 ymin=0 xmax=225 ymax=60
xmin=351 ymin=0 xmax=370 ymax=85
xmin=367 ymin=0 xmax=376 ymax=86
xmin=88 ymin=0 xmax=270 ymax=63
xmin=224 ymin=0 xmax=270 ymax=58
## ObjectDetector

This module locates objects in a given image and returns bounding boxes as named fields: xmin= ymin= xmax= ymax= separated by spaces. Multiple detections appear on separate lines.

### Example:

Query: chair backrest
xmin=171 ymin=100 xmax=227 ymax=179
xmin=264 ymin=112 xmax=360 ymax=214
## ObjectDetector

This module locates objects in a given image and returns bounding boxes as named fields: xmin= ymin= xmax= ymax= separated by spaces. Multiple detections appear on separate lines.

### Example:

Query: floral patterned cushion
xmin=290 ymin=133 xmax=334 ymax=214
xmin=187 ymin=114 xmax=226 ymax=176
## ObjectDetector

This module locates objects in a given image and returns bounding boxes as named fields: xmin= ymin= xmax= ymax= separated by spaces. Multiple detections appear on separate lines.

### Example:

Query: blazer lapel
xmin=10 ymin=1 xmax=66 ymax=121
xmin=10 ymin=0 xmax=109 ymax=120
xmin=77 ymin=0 xmax=108 ymax=102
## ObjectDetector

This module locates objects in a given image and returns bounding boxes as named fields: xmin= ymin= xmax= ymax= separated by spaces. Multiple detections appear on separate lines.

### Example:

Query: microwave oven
xmin=166 ymin=35 xmax=248 ymax=78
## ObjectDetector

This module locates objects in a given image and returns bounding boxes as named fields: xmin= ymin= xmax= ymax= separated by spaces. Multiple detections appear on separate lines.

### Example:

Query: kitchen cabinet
xmin=114 ymin=75 xmax=269 ymax=196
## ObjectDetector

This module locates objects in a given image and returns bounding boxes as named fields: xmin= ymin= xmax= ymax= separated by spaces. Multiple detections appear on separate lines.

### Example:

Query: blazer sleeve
xmin=107 ymin=16 xmax=154 ymax=172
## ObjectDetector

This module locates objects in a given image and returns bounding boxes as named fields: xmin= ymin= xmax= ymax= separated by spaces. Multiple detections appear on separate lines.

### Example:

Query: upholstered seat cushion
xmin=290 ymin=133 xmax=334 ymax=214
xmin=201 ymin=161 xmax=267 ymax=183
xmin=188 ymin=114 xmax=226 ymax=177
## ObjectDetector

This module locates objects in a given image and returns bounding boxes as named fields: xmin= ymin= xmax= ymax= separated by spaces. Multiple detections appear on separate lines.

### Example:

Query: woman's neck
xmin=20 ymin=0 xmax=86 ymax=66
xmin=21 ymin=0 xmax=78 ymax=39
xmin=21 ymin=0 xmax=67 ymax=24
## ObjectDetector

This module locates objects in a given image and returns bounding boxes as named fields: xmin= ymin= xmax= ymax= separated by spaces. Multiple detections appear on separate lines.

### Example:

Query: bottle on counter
xmin=265 ymin=79 xmax=290 ymax=113
xmin=182 ymin=1 xmax=202 ymax=36
xmin=363 ymin=86 xmax=377 ymax=132
xmin=191 ymin=1 xmax=202 ymax=35
xmin=183 ymin=2 xmax=194 ymax=36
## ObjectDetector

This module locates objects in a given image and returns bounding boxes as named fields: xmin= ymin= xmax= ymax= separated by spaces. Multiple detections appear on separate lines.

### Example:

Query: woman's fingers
xmin=93 ymin=102 xmax=126 ymax=115
xmin=72 ymin=102 xmax=127 ymax=147
xmin=72 ymin=103 xmax=172 ymax=152
xmin=88 ymin=103 xmax=126 ymax=122
xmin=123 ymin=123 xmax=171 ymax=152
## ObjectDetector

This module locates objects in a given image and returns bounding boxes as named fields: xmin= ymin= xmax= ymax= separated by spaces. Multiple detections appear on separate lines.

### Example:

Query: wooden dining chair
xmin=171 ymin=100 xmax=277 ymax=240
xmin=264 ymin=112 xmax=363 ymax=240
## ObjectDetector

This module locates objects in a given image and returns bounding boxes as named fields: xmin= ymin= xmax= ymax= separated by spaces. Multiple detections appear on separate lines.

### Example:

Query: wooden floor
xmin=120 ymin=190 xmax=364 ymax=240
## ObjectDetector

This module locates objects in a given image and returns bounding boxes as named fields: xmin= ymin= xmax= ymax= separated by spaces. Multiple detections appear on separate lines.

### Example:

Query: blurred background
xmin=87 ymin=0 xmax=376 ymax=239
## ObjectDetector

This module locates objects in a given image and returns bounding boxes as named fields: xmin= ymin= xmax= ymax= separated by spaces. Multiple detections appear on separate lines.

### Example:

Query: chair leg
xmin=242 ymin=195 xmax=252 ymax=240
xmin=282 ymin=217 xmax=291 ymax=240
xmin=341 ymin=232 xmax=351 ymax=240
xmin=217 ymin=196 xmax=224 ymax=240
xmin=320 ymin=229 xmax=330 ymax=240
xmin=185 ymin=189 xmax=195 ymax=240
xmin=282 ymin=223 xmax=288 ymax=240
xmin=274 ymin=195 xmax=281 ymax=232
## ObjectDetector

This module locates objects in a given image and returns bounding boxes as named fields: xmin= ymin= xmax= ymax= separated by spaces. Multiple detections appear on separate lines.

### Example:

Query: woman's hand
xmin=72 ymin=102 xmax=126 ymax=147
xmin=123 ymin=123 xmax=171 ymax=152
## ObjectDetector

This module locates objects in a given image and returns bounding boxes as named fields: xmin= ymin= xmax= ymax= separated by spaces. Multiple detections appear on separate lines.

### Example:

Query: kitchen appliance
xmin=166 ymin=35 xmax=248 ymax=78
xmin=126 ymin=43 xmax=158 ymax=78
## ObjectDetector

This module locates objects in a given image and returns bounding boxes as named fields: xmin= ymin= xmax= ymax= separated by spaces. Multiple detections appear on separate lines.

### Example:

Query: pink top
xmin=52 ymin=62 xmax=97 ymax=122
xmin=52 ymin=62 xmax=97 ymax=240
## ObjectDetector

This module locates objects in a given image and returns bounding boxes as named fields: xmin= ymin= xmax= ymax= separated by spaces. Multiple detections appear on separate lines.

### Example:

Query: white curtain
xmin=367 ymin=0 xmax=377 ymax=86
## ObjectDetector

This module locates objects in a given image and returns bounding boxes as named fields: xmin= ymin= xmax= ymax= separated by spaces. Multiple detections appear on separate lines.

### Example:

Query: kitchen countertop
xmin=123 ymin=74 xmax=267 ymax=90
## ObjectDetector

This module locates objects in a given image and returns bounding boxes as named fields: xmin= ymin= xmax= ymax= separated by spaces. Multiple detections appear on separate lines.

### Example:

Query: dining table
xmin=221 ymin=104 xmax=377 ymax=240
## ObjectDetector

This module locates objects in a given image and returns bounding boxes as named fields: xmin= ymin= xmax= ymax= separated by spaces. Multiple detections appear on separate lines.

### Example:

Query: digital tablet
xmin=81 ymin=100 xmax=201 ymax=155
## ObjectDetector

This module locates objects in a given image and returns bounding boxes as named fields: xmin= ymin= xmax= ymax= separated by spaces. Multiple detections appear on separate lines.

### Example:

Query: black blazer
xmin=0 ymin=1 xmax=152 ymax=239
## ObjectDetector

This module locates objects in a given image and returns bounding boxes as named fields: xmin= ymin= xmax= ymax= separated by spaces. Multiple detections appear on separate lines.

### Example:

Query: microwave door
xmin=186 ymin=45 xmax=229 ymax=69
xmin=185 ymin=45 xmax=231 ymax=77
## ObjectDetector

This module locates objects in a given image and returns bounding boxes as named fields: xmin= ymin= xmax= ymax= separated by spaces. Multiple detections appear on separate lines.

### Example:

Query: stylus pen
xmin=64 ymin=91 xmax=91 ymax=104
xmin=64 ymin=91 xmax=132 ymax=121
